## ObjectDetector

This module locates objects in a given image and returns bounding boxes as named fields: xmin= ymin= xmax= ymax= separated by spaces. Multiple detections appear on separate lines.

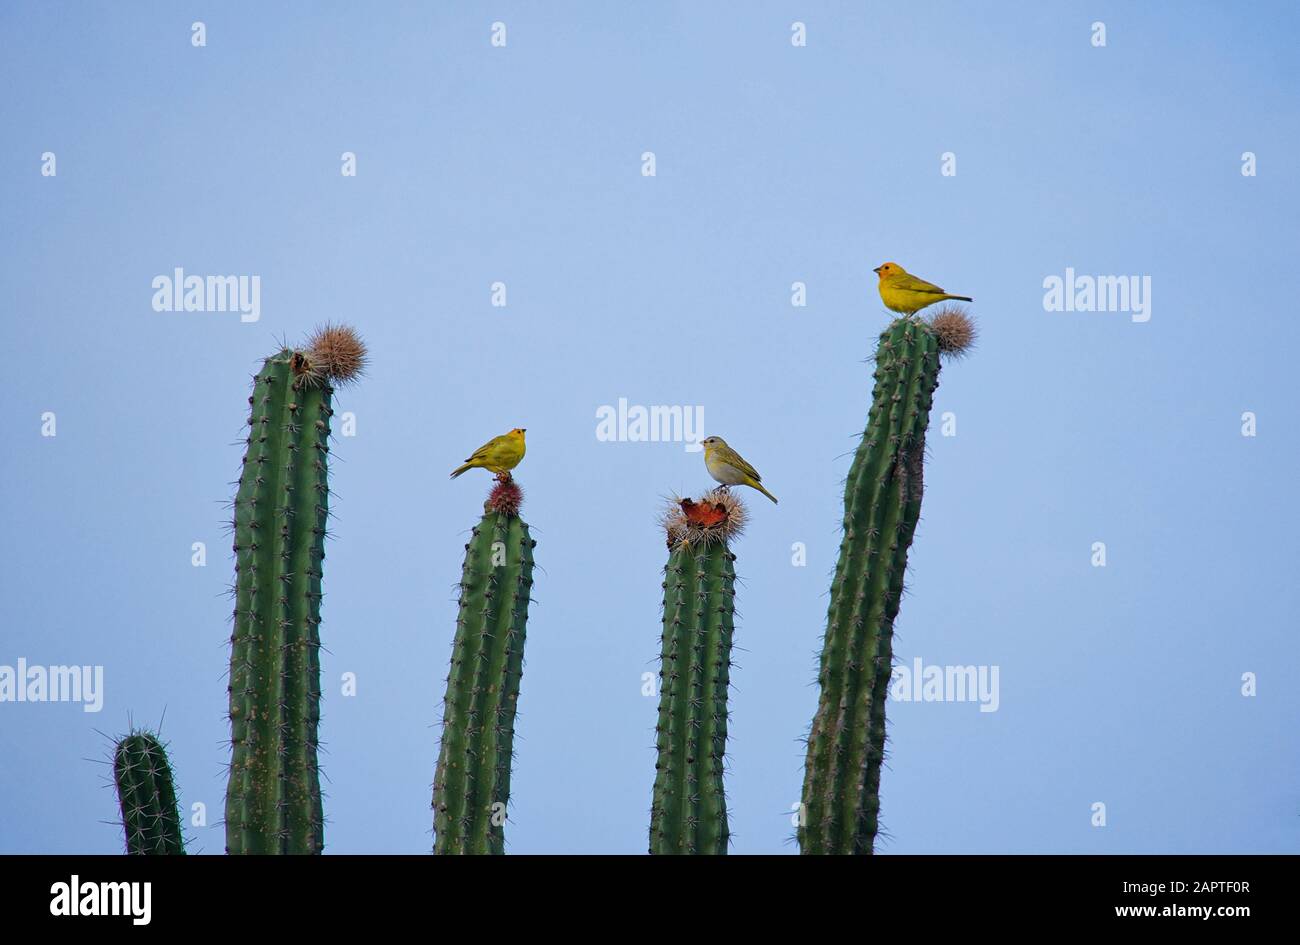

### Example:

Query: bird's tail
xmin=751 ymin=480 xmax=779 ymax=504
xmin=946 ymin=294 xmax=973 ymax=303
xmin=449 ymin=462 xmax=473 ymax=479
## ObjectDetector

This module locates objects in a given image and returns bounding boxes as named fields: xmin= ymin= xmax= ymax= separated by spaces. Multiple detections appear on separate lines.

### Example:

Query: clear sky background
xmin=1 ymin=2 xmax=1297 ymax=854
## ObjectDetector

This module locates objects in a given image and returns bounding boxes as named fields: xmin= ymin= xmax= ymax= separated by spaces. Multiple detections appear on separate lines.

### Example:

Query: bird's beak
xmin=872 ymin=266 xmax=882 ymax=274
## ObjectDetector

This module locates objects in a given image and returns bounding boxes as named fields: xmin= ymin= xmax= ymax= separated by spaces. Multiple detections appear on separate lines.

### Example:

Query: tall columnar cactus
xmin=800 ymin=309 xmax=973 ymax=855
xmin=113 ymin=731 xmax=185 ymax=855
xmin=649 ymin=490 xmax=746 ymax=855
xmin=225 ymin=325 xmax=366 ymax=855
xmin=433 ymin=478 xmax=536 ymax=855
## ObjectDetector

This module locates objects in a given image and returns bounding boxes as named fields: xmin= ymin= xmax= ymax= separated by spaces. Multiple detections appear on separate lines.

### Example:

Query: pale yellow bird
xmin=450 ymin=428 xmax=526 ymax=478
xmin=701 ymin=436 xmax=777 ymax=504
xmin=874 ymin=261 xmax=972 ymax=315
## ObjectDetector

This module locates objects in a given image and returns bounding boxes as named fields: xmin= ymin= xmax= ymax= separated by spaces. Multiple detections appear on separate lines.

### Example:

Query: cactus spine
xmin=225 ymin=348 xmax=334 ymax=854
xmin=800 ymin=316 xmax=945 ymax=855
xmin=433 ymin=483 xmax=535 ymax=854
xmin=113 ymin=732 xmax=185 ymax=855
xmin=649 ymin=491 xmax=745 ymax=855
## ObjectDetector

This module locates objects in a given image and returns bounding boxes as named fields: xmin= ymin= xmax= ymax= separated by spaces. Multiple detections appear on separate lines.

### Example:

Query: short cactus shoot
xmin=113 ymin=731 xmax=185 ymax=855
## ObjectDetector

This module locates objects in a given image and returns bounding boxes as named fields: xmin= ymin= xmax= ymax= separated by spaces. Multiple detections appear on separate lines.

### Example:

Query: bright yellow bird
xmin=450 ymin=428 xmax=526 ymax=479
xmin=701 ymin=436 xmax=778 ymax=504
xmin=874 ymin=262 xmax=972 ymax=315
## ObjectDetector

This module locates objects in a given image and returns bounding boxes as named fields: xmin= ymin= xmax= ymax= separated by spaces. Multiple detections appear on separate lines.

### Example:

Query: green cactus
xmin=649 ymin=491 xmax=745 ymax=855
xmin=113 ymin=731 xmax=185 ymax=855
xmin=433 ymin=478 xmax=536 ymax=855
xmin=799 ymin=311 xmax=971 ymax=855
xmin=224 ymin=327 xmax=365 ymax=855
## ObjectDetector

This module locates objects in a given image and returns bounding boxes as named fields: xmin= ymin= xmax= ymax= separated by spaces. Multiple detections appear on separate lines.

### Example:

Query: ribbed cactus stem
xmin=800 ymin=317 xmax=942 ymax=855
xmin=225 ymin=350 xmax=330 ymax=854
xmin=113 ymin=732 xmax=185 ymax=855
xmin=650 ymin=539 xmax=737 ymax=855
xmin=433 ymin=506 xmax=536 ymax=854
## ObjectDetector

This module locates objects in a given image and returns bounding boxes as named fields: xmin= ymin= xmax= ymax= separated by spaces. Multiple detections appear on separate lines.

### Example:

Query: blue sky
xmin=1 ymin=1 xmax=1297 ymax=854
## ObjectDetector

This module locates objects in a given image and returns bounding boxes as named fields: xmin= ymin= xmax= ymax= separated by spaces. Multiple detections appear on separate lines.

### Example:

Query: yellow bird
xmin=701 ymin=436 xmax=778 ymax=504
xmin=450 ymin=428 xmax=526 ymax=479
xmin=874 ymin=262 xmax=972 ymax=315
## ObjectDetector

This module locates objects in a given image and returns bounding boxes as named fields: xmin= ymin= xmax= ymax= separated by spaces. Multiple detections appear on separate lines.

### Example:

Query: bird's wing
xmin=721 ymin=447 xmax=763 ymax=482
xmin=465 ymin=435 xmax=506 ymax=461
xmin=896 ymin=273 xmax=949 ymax=294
